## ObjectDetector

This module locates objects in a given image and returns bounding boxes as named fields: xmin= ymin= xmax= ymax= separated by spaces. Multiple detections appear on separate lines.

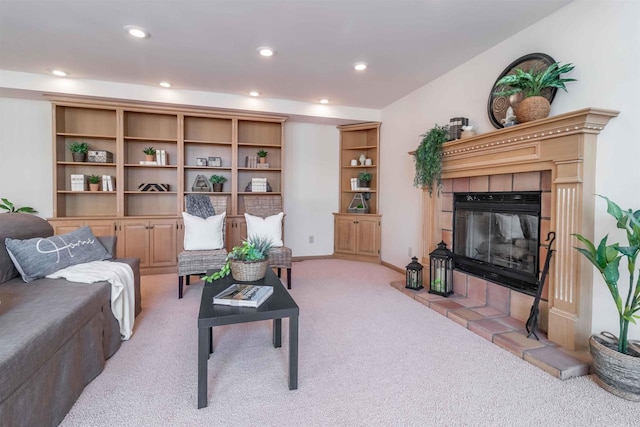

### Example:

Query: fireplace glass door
xmin=453 ymin=192 xmax=541 ymax=294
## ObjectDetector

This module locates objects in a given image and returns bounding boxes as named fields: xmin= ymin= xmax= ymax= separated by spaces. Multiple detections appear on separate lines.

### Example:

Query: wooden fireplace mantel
xmin=421 ymin=108 xmax=619 ymax=350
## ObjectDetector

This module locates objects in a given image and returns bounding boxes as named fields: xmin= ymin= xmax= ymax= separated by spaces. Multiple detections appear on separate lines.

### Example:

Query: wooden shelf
xmin=184 ymin=166 xmax=232 ymax=171
xmin=184 ymin=139 xmax=232 ymax=145
xmin=124 ymin=136 xmax=177 ymax=142
xmin=342 ymin=145 xmax=378 ymax=150
xmin=57 ymin=191 xmax=116 ymax=194
xmin=343 ymin=190 xmax=377 ymax=193
xmin=124 ymin=164 xmax=177 ymax=168
xmin=57 ymin=161 xmax=116 ymax=167
xmin=237 ymin=167 xmax=282 ymax=171
xmin=57 ymin=132 xmax=116 ymax=139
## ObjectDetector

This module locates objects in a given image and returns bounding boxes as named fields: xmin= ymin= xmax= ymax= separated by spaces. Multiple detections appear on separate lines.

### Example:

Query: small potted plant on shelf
xmin=257 ymin=149 xmax=268 ymax=164
xmin=69 ymin=142 xmax=89 ymax=162
xmin=493 ymin=61 xmax=576 ymax=123
xmin=358 ymin=172 xmax=372 ymax=188
xmin=203 ymin=236 xmax=273 ymax=282
xmin=208 ymin=175 xmax=228 ymax=192
xmin=413 ymin=124 xmax=448 ymax=196
xmin=143 ymin=146 xmax=156 ymax=161
xmin=87 ymin=174 xmax=101 ymax=191
xmin=0 ymin=198 xmax=37 ymax=213
xmin=573 ymin=195 xmax=640 ymax=401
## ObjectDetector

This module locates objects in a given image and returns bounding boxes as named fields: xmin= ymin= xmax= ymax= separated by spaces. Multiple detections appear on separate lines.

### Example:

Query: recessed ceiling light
xmin=257 ymin=47 xmax=275 ymax=57
xmin=249 ymin=91 xmax=261 ymax=97
xmin=353 ymin=62 xmax=368 ymax=71
xmin=159 ymin=81 xmax=172 ymax=88
xmin=48 ymin=68 xmax=68 ymax=77
xmin=124 ymin=25 xmax=149 ymax=38
xmin=319 ymin=99 xmax=330 ymax=104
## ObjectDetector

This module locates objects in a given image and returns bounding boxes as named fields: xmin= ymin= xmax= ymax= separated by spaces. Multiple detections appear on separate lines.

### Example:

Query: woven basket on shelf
xmin=589 ymin=333 xmax=640 ymax=401
xmin=230 ymin=259 xmax=268 ymax=281
xmin=515 ymin=96 xmax=550 ymax=123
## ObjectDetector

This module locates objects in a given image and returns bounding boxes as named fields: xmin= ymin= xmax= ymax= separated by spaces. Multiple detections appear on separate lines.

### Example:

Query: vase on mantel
xmin=515 ymin=96 xmax=551 ymax=123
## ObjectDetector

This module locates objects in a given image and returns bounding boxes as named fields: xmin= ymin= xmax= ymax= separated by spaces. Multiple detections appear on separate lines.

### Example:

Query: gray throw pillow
xmin=5 ymin=226 xmax=112 ymax=282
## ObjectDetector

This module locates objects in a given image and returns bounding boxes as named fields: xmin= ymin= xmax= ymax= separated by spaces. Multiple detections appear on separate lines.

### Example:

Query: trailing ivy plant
xmin=413 ymin=124 xmax=448 ymax=196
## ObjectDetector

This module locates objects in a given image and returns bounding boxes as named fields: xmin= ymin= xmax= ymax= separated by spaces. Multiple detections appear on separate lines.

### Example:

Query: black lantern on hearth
xmin=405 ymin=256 xmax=423 ymax=290
xmin=429 ymin=241 xmax=454 ymax=297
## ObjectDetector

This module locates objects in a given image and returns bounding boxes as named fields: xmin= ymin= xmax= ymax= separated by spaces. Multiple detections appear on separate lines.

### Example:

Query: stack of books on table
xmin=213 ymin=284 xmax=273 ymax=308
xmin=251 ymin=177 xmax=267 ymax=192
xmin=101 ymin=175 xmax=115 ymax=191
xmin=70 ymin=174 xmax=85 ymax=191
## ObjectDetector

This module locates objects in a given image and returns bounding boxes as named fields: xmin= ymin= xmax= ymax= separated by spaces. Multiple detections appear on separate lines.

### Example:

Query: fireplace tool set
xmin=526 ymin=231 xmax=556 ymax=340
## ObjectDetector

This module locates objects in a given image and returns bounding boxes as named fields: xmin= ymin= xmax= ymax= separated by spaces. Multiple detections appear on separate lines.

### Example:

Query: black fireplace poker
xmin=526 ymin=231 xmax=556 ymax=340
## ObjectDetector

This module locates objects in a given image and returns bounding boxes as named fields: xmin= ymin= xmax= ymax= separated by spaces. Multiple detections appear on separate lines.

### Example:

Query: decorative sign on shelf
xmin=192 ymin=175 xmax=212 ymax=192
xmin=138 ymin=183 xmax=170 ymax=192
xmin=207 ymin=157 xmax=222 ymax=167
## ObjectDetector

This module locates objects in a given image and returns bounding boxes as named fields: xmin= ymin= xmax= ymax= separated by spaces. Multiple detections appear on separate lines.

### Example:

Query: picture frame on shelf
xmin=196 ymin=157 xmax=208 ymax=166
xmin=207 ymin=156 xmax=222 ymax=167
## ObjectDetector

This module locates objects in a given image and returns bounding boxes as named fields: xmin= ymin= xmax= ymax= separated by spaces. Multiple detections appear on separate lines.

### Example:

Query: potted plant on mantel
xmin=208 ymin=175 xmax=227 ymax=192
xmin=413 ymin=124 xmax=448 ymax=196
xmin=69 ymin=142 xmax=88 ymax=162
xmin=573 ymin=195 xmax=640 ymax=401
xmin=203 ymin=236 xmax=273 ymax=282
xmin=493 ymin=61 xmax=576 ymax=124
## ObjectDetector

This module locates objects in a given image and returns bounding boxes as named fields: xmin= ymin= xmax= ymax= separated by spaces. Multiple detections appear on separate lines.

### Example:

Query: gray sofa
xmin=0 ymin=214 xmax=141 ymax=427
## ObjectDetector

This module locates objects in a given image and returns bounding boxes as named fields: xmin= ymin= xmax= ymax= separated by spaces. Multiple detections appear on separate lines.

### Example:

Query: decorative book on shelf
xmin=213 ymin=284 xmax=274 ymax=308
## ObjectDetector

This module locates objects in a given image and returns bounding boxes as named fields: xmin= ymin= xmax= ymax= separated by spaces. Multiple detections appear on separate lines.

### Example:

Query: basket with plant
xmin=204 ymin=235 xmax=273 ymax=282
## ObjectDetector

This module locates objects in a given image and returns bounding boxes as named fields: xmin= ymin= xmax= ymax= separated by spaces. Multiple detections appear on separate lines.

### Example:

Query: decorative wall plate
xmin=487 ymin=53 xmax=557 ymax=129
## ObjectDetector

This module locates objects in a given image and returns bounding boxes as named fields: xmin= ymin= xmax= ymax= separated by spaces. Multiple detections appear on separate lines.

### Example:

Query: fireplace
xmin=453 ymin=192 xmax=541 ymax=295
xmin=420 ymin=108 xmax=619 ymax=351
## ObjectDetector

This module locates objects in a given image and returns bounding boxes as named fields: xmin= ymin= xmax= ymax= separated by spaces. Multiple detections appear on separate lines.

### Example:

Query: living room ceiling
xmin=0 ymin=0 xmax=573 ymax=109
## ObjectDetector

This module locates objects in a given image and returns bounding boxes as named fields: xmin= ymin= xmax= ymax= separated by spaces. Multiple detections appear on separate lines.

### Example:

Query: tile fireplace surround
xmin=420 ymin=108 xmax=619 ymax=356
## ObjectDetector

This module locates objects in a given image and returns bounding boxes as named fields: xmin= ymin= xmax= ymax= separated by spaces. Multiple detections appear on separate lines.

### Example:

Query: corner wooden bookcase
xmin=48 ymin=97 xmax=286 ymax=274
xmin=333 ymin=122 xmax=381 ymax=263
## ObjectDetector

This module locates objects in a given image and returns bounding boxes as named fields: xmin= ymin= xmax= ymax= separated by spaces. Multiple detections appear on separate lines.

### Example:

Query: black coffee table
xmin=197 ymin=268 xmax=299 ymax=409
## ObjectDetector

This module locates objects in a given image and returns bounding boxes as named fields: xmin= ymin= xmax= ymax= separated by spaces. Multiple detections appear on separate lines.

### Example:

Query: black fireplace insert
xmin=453 ymin=192 xmax=541 ymax=295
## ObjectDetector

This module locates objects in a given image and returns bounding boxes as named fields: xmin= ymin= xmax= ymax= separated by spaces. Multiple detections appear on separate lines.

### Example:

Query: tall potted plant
xmin=413 ymin=124 xmax=448 ymax=196
xmin=494 ymin=61 xmax=576 ymax=123
xmin=573 ymin=195 xmax=640 ymax=401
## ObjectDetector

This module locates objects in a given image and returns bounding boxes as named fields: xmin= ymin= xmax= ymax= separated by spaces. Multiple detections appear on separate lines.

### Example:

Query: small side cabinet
xmin=333 ymin=213 xmax=381 ymax=263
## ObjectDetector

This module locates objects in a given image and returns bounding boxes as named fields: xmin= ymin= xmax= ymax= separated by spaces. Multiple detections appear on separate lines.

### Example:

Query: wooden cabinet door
xmin=85 ymin=219 xmax=116 ymax=237
xmin=119 ymin=220 xmax=150 ymax=267
xmin=177 ymin=219 xmax=185 ymax=254
xmin=149 ymin=219 xmax=177 ymax=267
xmin=49 ymin=219 xmax=84 ymax=235
xmin=334 ymin=215 xmax=357 ymax=254
xmin=355 ymin=216 xmax=380 ymax=256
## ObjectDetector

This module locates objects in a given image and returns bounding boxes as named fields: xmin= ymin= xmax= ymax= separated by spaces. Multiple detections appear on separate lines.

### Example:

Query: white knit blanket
xmin=46 ymin=260 xmax=135 ymax=340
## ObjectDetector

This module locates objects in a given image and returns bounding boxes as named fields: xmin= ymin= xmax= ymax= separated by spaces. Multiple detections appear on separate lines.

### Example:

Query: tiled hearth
xmin=390 ymin=280 xmax=591 ymax=380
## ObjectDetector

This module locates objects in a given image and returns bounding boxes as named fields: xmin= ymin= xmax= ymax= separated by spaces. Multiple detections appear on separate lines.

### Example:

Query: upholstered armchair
xmin=177 ymin=195 xmax=228 ymax=298
xmin=244 ymin=195 xmax=292 ymax=289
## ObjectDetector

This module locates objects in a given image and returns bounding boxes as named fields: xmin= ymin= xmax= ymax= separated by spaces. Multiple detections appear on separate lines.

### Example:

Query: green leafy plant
xmin=143 ymin=146 xmax=156 ymax=155
xmin=573 ymin=195 xmax=640 ymax=354
xmin=69 ymin=142 xmax=88 ymax=153
xmin=0 ymin=198 xmax=37 ymax=213
xmin=203 ymin=235 xmax=273 ymax=282
xmin=413 ymin=124 xmax=448 ymax=196
xmin=257 ymin=149 xmax=268 ymax=158
xmin=208 ymin=175 xmax=228 ymax=184
xmin=358 ymin=172 xmax=372 ymax=181
xmin=87 ymin=174 xmax=101 ymax=184
xmin=494 ymin=62 xmax=576 ymax=98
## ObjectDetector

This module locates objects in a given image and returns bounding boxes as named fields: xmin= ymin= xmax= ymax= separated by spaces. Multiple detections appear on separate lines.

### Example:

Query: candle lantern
xmin=405 ymin=256 xmax=423 ymax=290
xmin=429 ymin=241 xmax=454 ymax=296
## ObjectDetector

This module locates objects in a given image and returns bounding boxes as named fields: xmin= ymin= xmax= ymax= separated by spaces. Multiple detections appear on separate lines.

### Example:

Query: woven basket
xmin=230 ymin=259 xmax=268 ymax=281
xmin=589 ymin=333 xmax=640 ymax=401
xmin=515 ymin=96 xmax=550 ymax=123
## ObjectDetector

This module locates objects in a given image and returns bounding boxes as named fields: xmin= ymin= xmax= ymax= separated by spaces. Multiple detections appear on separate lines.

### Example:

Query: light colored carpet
xmin=61 ymin=260 xmax=638 ymax=426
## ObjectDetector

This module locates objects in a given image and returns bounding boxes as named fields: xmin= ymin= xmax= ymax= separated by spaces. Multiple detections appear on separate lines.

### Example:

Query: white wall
xmin=0 ymin=97 xmax=52 ymax=218
xmin=380 ymin=0 xmax=640 ymax=339
xmin=284 ymin=122 xmax=339 ymax=256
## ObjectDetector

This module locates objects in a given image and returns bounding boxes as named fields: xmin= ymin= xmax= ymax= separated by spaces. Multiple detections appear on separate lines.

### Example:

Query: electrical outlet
xmin=309 ymin=235 xmax=314 ymax=244
xmin=408 ymin=247 xmax=412 ymax=257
